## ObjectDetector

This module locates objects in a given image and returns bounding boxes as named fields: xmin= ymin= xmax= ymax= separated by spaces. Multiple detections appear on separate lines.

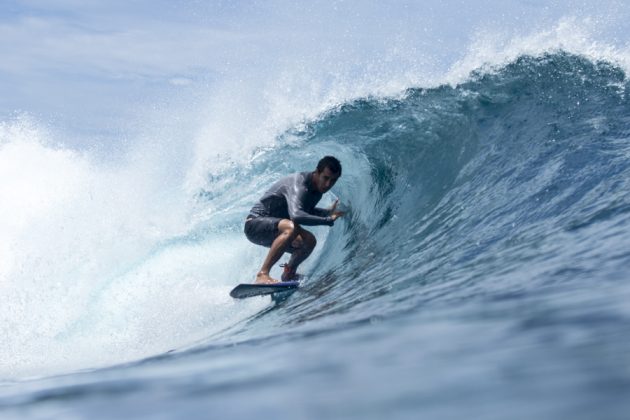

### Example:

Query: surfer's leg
xmin=256 ymin=219 xmax=298 ymax=284
xmin=282 ymin=227 xmax=316 ymax=280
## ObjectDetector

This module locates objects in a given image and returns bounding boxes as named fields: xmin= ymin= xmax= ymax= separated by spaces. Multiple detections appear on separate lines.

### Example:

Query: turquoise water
xmin=2 ymin=1 xmax=630 ymax=418
xmin=2 ymin=51 xmax=630 ymax=419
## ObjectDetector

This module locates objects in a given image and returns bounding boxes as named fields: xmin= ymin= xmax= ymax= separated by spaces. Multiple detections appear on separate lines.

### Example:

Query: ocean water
xmin=2 ymin=2 xmax=630 ymax=419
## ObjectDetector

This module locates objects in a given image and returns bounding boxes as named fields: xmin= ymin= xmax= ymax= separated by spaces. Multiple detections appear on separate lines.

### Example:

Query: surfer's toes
xmin=255 ymin=273 xmax=280 ymax=284
xmin=280 ymin=264 xmax=301 ymax=282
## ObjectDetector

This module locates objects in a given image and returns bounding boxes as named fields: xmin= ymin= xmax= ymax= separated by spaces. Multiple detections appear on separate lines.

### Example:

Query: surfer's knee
xmin=278 ymin=219 xmax=298 ymax=239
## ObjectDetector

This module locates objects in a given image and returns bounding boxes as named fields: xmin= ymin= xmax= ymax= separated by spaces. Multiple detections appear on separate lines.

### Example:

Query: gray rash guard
xmin=249 ymin=171 xmax=334 ymax=226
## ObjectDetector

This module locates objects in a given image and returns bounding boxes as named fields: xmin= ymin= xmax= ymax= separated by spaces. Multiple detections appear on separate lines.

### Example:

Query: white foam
xmin=184 ymin=14 xmax=630 ymax=195
xmin=446 ymin=17 xmax=630 ymax=86
xmin=0 ymin=117 xmax=268 ymax=378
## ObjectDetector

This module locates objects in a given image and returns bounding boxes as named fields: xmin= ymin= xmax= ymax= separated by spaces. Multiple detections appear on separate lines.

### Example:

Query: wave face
xmin=2 ymin=52 xmax=630 ymax=419
xmin=227 ymin=52 xmax=630 ymax=325
xmin=161 ymin=51 xmax=629 ymax=417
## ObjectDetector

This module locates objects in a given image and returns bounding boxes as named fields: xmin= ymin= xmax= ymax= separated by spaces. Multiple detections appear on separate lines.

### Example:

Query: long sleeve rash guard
xmin=249 ymin=171 xmax=334 ymax=226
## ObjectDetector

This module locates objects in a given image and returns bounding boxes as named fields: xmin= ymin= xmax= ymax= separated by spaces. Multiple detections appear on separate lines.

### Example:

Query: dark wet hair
xmin=316 ymin=156 xmax=342 ymax=176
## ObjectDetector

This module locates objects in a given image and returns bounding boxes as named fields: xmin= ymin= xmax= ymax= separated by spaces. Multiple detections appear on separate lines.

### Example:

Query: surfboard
xmin=229 ymin=281 xmax=299 ymax=299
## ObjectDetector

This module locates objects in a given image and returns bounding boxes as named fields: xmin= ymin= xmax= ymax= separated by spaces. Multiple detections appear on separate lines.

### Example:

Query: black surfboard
xmin=229 ymin=281 xmax=299 ymax=299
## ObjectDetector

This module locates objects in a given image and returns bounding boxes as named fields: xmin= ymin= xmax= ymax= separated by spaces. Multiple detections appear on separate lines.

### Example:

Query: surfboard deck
xmin=229 ymin=281 xmax=299 ymax=299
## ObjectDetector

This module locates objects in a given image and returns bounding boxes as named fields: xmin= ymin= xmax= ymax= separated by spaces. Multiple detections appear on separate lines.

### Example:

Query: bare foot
xmin=255 ymin=272 xmax=279 ymax=284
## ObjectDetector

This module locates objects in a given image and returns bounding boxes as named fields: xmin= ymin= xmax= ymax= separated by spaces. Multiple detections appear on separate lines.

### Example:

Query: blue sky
xmin=1 ymin=0 xmax=629 ymax=146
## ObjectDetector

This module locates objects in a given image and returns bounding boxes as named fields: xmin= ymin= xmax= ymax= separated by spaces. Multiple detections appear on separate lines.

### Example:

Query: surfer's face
xmin=313 ymin=167 xmax=340 ymax=193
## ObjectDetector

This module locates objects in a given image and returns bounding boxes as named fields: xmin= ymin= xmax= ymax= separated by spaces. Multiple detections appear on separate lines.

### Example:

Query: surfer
xmin=244 ymin=156 xmax=345 ymax=284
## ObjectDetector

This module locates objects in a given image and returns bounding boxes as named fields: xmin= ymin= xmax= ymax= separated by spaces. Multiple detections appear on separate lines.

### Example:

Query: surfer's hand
xmin=331 ymin=211 xmax=345 ymax=221
xmin=329 ymin=199 xmax=339 ymax=214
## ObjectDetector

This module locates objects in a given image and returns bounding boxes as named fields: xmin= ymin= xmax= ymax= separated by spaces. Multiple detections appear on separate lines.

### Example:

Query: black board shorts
xmin=244 ymin=216 xmax=282 ymax=247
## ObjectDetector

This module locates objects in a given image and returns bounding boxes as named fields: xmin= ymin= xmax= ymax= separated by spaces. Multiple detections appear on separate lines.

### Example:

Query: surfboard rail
xmin=229 ymin=281 xmax=299 ymax=299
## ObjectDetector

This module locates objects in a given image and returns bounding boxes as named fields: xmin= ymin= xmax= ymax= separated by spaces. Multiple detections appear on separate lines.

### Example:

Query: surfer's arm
xmin=313 ymin=198 xmax=340 ymax=217
xmin=288 ymin=204 xmax=334 ymax=226
xmin=285 ymin=186 xmax=334 ymax=226
xmin=312 ymin=207 xmax=331 ymax=217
